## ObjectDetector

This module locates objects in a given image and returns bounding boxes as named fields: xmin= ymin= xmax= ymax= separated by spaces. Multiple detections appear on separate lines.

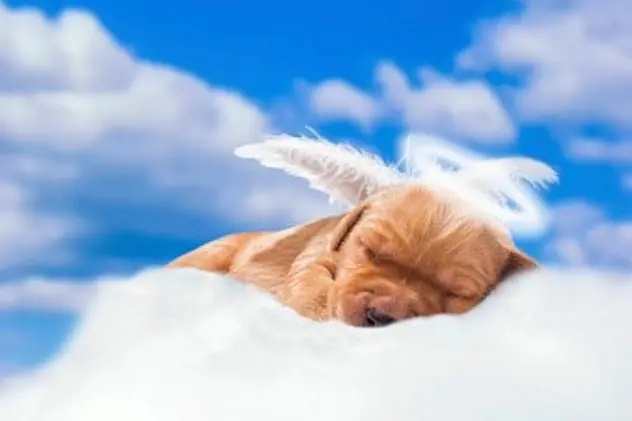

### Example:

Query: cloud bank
xmin=0 ymin=267 xmax=630 ymax=421
xmin=307 ymin=63 xmax=515 ymax=143
xmin=0 ymin=1 xmax=336 ymax=271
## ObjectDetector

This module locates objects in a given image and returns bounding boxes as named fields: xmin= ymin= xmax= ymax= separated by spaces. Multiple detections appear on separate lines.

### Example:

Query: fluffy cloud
xmin=545 ymin=200 xmax=632 ymax=268
xmin=460 ymin=0 xmax=632 ymax=129
xmin=307 ymin=61 xmax=515 ymax=143
xmin=0 ymin=278 xmax=102 ymax=312
xmin=376 ymin=63 xmax=516 ymax=143
xmin=565 ymin=138 xmax=632 ymax=188
xmin=0 ymin=269 xmax=139 ymax=313
xmin=566 ymin=137 xmax=632 ymax=164
xmin=308 ymin=79 xmax=381 ymax=129
xmin=0 ymin=179 xmax=77 ymax=268
xmin=0 ymin=4 xmax=264 ymax=150
xmin=0 ymin=364 xmax=20 ymax=383
xmin=0 ymin=2 xmax=334 ymax=268
xmin=0 ymin=267 xmax=630 ymax=421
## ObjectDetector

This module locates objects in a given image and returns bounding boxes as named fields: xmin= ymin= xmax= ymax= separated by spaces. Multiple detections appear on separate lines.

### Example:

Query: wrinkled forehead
xmin=367 ymin=184 xmax=511 ymax=238
xmin=358 ymin=187 xmax=513 ymax=267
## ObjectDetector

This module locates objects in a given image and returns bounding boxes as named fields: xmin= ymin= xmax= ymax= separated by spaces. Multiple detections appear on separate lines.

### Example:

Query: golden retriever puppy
xmin=167 ymin=134 xmax=556 ymax=327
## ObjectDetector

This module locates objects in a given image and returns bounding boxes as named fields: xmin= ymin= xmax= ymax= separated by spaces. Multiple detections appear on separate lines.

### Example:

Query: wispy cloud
xmin=459 ymin=0 xmax=632 ymax=129
xmin=305 ymin=61 xmax=515 ymax=143
xmin=0 ymin=179 xmax=78 ymax=268
xmin=567 ymin=138 xmax=632 ymax=163
xmin=308 ymin=79 xmax=382 ymax=130
xmin=545 ymin=200 xmax=632 ymax=269
xmin=0 ymin=279 xmax=98 ymax=312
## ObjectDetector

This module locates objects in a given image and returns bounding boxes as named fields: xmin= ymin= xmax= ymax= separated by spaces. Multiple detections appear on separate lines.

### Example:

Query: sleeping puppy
xmin=167 ymin=134 xmax=554 ymax=327
xmin=167 ymin=184 xmax=537 ymax=327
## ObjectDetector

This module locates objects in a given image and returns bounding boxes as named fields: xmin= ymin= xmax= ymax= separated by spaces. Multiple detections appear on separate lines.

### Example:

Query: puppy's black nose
xmin=364 ymin=308 xmax=396 ymax=327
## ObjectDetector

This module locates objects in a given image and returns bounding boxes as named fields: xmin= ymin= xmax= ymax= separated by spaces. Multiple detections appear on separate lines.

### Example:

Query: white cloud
xmin=307 ymin=62 xmax=515 ymax=143
xmin=0 ymin=267 xmax=630 ymax=420
xmin=0 ymin=2 xmax=336 ymax=267
xmin=0 ymin=270 xmax=138 ymax=312
xmin=0 ymin=365 xmax=20 ymax=383
xmin=0 ymin=5 xmax=264 ymax=151
xmin=308 ymin=79 xmax=381 ymax=129
xmin=0 ymin=3 xmax=135 ymax=92
xmin=0 ymin=278 xmax=99 ymax=312
xmin=567 ymin=138 xmax=632 ymax=163
xmin=546 ymin=200 xmax=632 ymax=268
xmin=0 ymin=179 xmax=77 ymax=268
xmin=234 ymin=180 xmax=340 ymax=223
xmin=460 ymin=0 xmax=632 ymax=128
xmin=376 ymin=63 xmax=516 ymax=143
xmin=563 ymin=137 xmax=632 ymax=189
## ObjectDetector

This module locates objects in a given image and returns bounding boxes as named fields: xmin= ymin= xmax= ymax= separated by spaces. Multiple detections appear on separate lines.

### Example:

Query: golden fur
xmin=166 ymin=184 xmax=537 ymax=327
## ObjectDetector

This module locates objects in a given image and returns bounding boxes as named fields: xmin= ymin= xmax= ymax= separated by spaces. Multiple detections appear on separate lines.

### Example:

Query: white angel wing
xmin=458 ymin=157 xmax=558 ymax=233
xmin=456 ymin=157 xmax=558 ymax=206
xmin=403 ymin=132 xmax=559 ymax=236
xmin=234 ymin=133 xmax=405 ymax=206
xmin=234 ymin=130 xmax=559 ymax=237
xmin=460 ymin=157 xmax=558 ymax=189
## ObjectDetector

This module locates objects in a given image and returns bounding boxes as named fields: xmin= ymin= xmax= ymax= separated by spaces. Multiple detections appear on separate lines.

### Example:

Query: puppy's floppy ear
xmin=330 ymin=204 xmax=368 ymax=252
xmin=499 ymin=247 xmax=538 ymax=281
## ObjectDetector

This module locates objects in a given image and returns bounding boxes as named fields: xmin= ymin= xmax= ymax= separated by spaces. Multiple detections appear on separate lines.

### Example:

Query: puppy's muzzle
xmin=363 ymin=307 xmax=396 ymax=327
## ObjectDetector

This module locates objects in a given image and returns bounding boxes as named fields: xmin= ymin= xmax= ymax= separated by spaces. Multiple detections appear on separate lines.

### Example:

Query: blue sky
xmin=0 ymin=0 xmax=631 ymax=376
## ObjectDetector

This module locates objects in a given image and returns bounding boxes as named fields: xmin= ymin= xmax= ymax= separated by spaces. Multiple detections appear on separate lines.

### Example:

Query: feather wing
xmin=448 ymin=157 xmax=559 ymax=236
xmin=461 ymin=157 xmax=558 ymax=189
xmin=404 ymin=132 xmax=559 ymax=236
xmin=234 ymin=133 xmax=405 ymax=206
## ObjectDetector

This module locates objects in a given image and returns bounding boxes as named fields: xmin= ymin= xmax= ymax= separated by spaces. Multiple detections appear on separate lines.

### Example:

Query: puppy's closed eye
xmin=363 ymin=246 xmax=378 ymax=262
xmin=327 ymin=264 xmax=337 ymax=281
xmin=319 ymin=256 xmax=338 ymax=281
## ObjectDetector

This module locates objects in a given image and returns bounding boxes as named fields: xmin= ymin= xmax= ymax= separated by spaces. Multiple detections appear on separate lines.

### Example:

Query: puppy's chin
xmin=327 ymin=274 xmax=441 ymax=327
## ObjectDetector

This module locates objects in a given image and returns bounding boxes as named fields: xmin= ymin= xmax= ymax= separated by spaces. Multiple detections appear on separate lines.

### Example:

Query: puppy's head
xmin=326 ymin=185 xmax=537 ymax=327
